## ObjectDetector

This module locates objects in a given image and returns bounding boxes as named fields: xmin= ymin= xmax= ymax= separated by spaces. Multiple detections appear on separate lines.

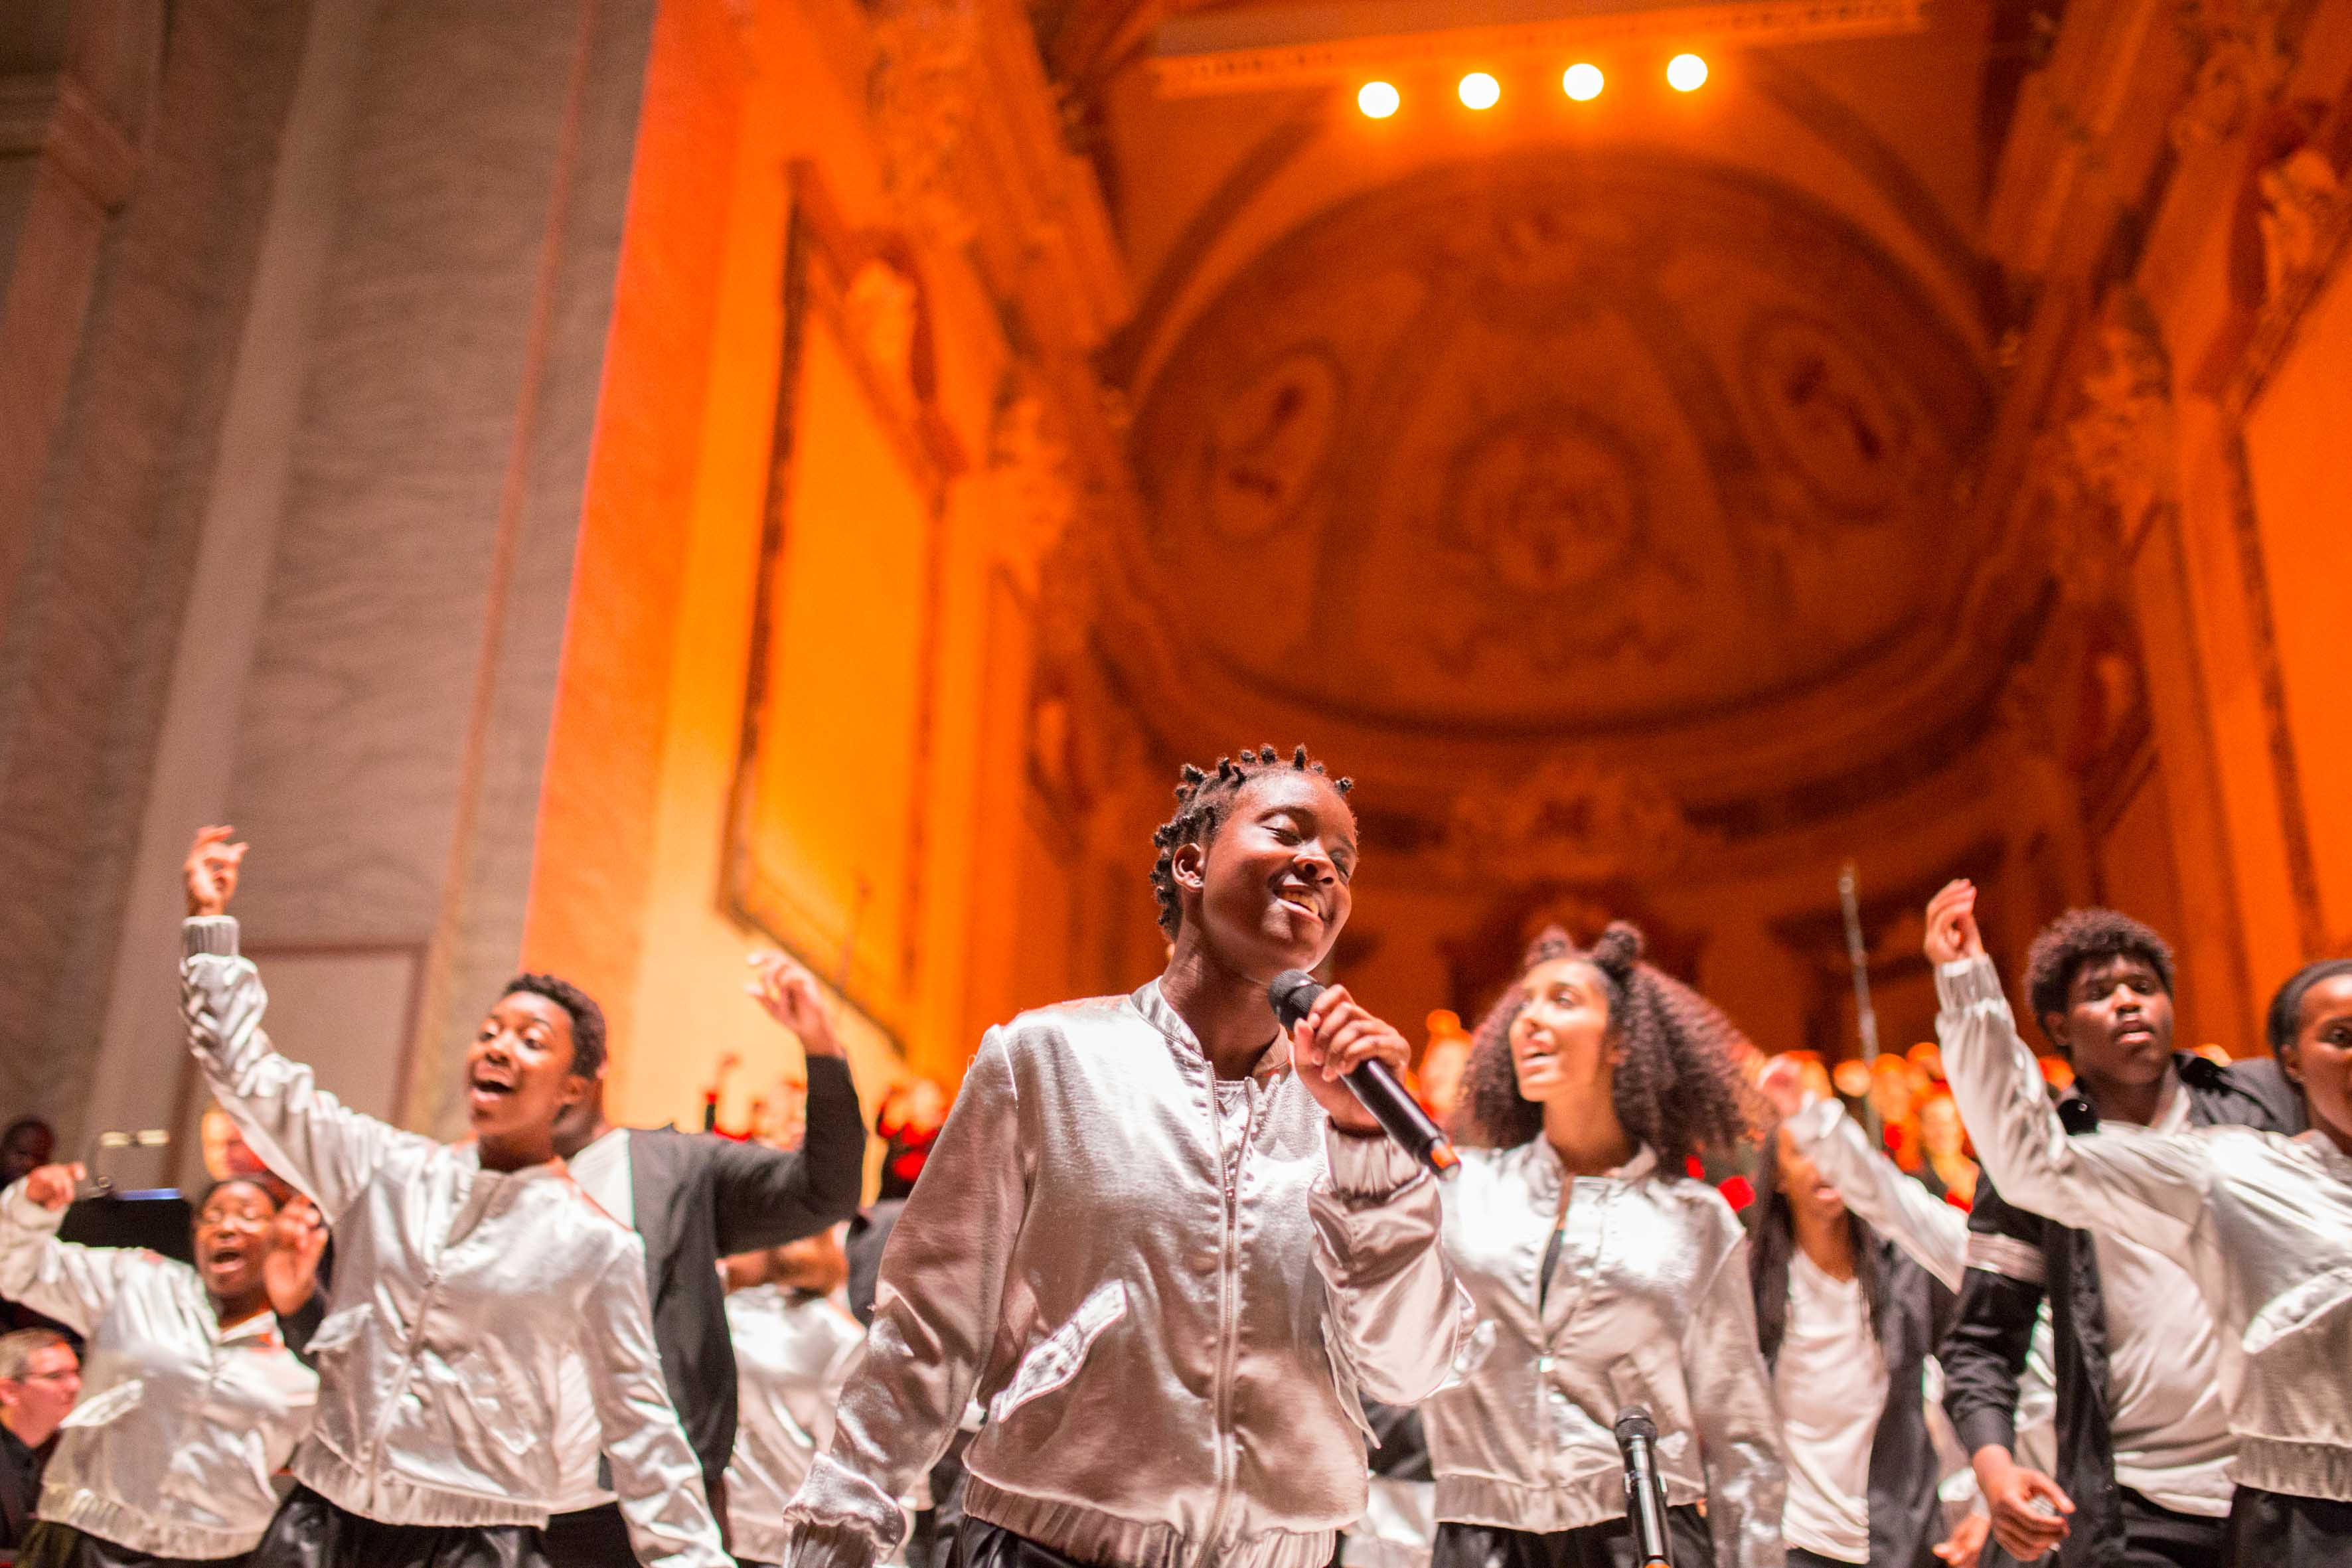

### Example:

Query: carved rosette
xmin=868 ymin=0 xmax=985 ymax=248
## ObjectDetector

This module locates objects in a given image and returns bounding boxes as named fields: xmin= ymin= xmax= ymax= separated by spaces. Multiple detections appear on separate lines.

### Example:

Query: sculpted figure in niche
xmin=1202 ymin=347 xmax=1342 ymax=542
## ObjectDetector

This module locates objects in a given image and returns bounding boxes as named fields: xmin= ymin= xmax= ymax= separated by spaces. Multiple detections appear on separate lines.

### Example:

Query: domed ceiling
xmin=1125 ymin=151 xmax=1993 ymax=742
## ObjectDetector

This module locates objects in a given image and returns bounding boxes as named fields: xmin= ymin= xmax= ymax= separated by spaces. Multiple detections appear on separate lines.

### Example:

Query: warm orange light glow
xmin=1458 ymin=71 xmax=1500 ymax=110
xmin=1358 ymin=80 xmax=1401 ymax=118
xmin=1667 ymin=52 xmax=1709 ymax=91
xmin=1563 ymin=62 xmax=1604 ymax=100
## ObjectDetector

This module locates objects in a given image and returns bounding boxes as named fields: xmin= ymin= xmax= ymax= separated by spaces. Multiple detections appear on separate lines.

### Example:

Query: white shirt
xmin=2092 ymin=1085 xmax=2236 ymax=1517
xmin=1774 ymin=1249 xmax=1886 ymax=1565
xmin=570 ymin=1127 xmax=635 ymax=1230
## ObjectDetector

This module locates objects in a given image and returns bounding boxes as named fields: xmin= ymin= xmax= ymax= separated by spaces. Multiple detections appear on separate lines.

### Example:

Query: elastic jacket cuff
xmin=1322 ymin=1127 xmax=1424 ymax=1198
xmin=1935 ymin=955 xmax=2007 ymax=1014
xmin=183 ymin=915 xmax=241 ymax=959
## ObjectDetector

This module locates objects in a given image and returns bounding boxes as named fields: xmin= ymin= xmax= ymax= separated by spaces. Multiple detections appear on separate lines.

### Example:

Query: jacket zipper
xmin=1194 ymin=1077 xmax=1251 ymax=1568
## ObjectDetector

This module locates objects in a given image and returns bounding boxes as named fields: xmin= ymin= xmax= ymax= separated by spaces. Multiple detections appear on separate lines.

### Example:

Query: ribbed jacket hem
xmin=38 ymin=1483 xmax=265 ymax=1559
xmin=2237 ymin=1437 xmax=2352 ymax=1504
xmin=961 ymin=1477 xmax=1338 ymax=1568
xmin=1431 ymin=1470 xmax=1704 ymax=1535
xmin=294 ymin=1441 xmax=550 ymax=1528
xmin=183 ymin=915 xmax=240 ymax=959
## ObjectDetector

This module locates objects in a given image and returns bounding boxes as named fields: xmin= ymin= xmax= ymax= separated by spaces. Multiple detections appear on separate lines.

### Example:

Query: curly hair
xmin=1460 ymin=921 xmax=1751 ymax=1172
xmin=1148 ymin=745 xmax=1352 ymax=938
xmin=2023 ymin=909 xmax=2175 ymax=1037
xmin=500 ymin=973 xmax=607 ymax=1080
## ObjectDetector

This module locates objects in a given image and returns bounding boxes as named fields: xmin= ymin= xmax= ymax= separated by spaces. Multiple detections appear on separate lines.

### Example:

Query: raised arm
xmin=1680 ymin=1223 xmax=1786 ymax=1568
xmin=582 ymin=1233 xmax=732 ymax=1568
xmin=706 ymin=952 xmax=867 ymax=1255
xmin=1925 ymin=881 xmax=2210 ymax=1257
xmin=0 ymin=1165 xmax=144 ymax=1333
xmin=180 ymin=829 xmax=424 ymax=1220
xmin=1783 ymin=1096 xmax=1967 ymax=1290
xmin=785 ymin=1027 xmax=1026 ymax=1568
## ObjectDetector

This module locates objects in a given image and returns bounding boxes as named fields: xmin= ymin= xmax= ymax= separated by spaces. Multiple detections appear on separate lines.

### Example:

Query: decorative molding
xmin=1444 ymin=755 xmax=1722 ymax=884
xmin=2169 ymin=0 xmax=2294 ymax=149
xmin=0 ymin=72 xmax=138 ymax=212
xmin=2056 ymin=295 xmax=2175 ymax=555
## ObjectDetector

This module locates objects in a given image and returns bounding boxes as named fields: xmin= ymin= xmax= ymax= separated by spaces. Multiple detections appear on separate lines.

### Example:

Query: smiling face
xmin=467 ymin=991 xmax=588 ymax=1162
xmin=1507 ymin=957 xmax=1616 ymax=1107
xmin=2045 ymin=954 xmax=2175 ymax=1091
xmin=1172 ymin=770 xmax=1356 ymax=980
xmin=2282 ymin=973 xmax=2352 ymax=1153
xmin=193 ymin=1178 xmax=278 ymax=1306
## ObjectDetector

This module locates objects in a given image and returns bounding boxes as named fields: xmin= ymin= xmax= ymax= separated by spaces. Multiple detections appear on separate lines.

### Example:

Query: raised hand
xmin=19 ymin=1163 xmax=86 ymax=1210
xmin=746 ymin=950 xmax=844 ymax=1058
xmin=1290 ymin=984 xmax=1407 ymax=1137
xmin=1757 ymin=1054 xmax=1814 ymax=1121
xmin=265 ymin=1196 xmax=329 ymax=1316
xmin=1924 ymin=878 xmax=1987 ymax=967
xmin=185 ymin=825 xmax=248 ymax=917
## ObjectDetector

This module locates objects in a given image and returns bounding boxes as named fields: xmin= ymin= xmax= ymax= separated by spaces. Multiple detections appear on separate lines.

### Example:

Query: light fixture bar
xmin=1150 ymin=0 xmax=1923 ymax=96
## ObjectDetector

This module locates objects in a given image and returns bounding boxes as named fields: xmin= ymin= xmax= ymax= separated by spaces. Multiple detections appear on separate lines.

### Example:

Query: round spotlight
xmin=1357 ymin=80 xmax=1401 ymax=119
xmin=1457 ymin=71 xmax=1501 ymax=110
xmin=1666 ymin=52 xmax=1709 ymax=91
xmin=1562 ymin=62 xmax=1604 ymax=100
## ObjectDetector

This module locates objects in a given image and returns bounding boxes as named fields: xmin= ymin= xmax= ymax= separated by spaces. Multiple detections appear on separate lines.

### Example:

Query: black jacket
xmin=1940 ymin=1054 xmax=2299 ymax=1568
xmin=1756 ymin=1225 xmax=1958 ymax=1568
xmin=621 ymin=1055 xmax=864 ymax=1488
xmin=0 ymin=1421 xmax=47 ymax=1548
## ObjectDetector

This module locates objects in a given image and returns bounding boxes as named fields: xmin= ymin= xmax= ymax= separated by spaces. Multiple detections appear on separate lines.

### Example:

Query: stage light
xmin=1562 ymin=62 xmax=1604 ymax=100
xmin=1458 ymin=72 xmax=1500 ymax=110
xmin=1667 ymin=52 xmax=1709 ymax=91
xmin=1358 ymin=80 xmax=1401 ymax=118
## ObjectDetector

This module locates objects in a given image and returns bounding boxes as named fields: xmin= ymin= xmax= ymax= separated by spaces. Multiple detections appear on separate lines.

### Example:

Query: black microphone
xmin=1268 ymin=971 xmax=1460 ymax=1180
xmin=1613 ymin=1407 xmax=1674 ymax=1567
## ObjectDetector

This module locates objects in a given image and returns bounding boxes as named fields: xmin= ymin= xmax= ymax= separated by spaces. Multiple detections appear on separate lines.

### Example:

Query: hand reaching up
xmin=1924 ymin=879 xmax=1988 ymax=968
xmin=185 ymin=826 xmax=248 ymax=917
xmin=747 ymin=951 xmax=844 ymax=1059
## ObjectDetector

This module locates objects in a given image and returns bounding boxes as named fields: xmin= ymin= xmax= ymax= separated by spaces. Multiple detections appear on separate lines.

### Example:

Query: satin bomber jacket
xmin=1421 ymin=1141 xmax=1785 ymax=1568
xmin=180 ymin=917 xmax=730 ymax=1568
xmin=785 ymin=982 xmax=1471 ymax=1568
xmin=1938 ymin=954 xmax=2352 ymax=1504
xmin=0 ymin=1180 xmax=318 ymax=1557
xmin=724 ymin=1285 xmax=868 ymax=1565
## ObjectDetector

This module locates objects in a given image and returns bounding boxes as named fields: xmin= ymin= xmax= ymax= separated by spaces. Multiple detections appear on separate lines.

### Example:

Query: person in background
xmin=1934 ymin=888 xmax=2352 ymax=1565
xmin=0 ymin=1328 xmax=78 ymax=1549
xmin=1 ymin=1123 xmax=54 ymax=1188
xmin=722 ymin=1231 xmax=866 ymax=1568
xmin=1427 ymin=921 xmax=1782 ymax=1568
xmin=1928 ymin=883 xmax=2300 ymax=1568
xmin=179 ymin=825 xmax=727 ymax=1568
xmin=542 ymin=947 xmax=864 ymax=1567
xmin=0 ymin=1160 xmax=320 ymax=1567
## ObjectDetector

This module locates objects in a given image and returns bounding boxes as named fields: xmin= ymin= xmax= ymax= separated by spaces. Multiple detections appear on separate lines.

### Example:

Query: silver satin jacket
xmin=726 ymin=1285 xmax=867 ymax=1565
xmin=784 ymin=982 xmax=1470 ymax=1568
xmin=1422 ymin=1142 xmax=1784 ymax=1568
xmin=0 ymin=1180 xmax=318 ymax=1557
xmin=1782 ymin=1098 xmax=1966 ymax=1290
xmin=181 ymin=917 xmax=729 ymax=1567
xmin=1938 ymin=954 xmax=2352 ymax=1503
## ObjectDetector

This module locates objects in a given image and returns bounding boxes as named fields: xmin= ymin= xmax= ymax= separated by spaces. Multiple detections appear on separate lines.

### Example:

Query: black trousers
xmin=1782 ymin=1550 xmax=1861 ymax=1568
xmin=14 ymin=1520 xmax=250 ymax=1567
xmin=2114 ymin=1487 xmax=2227 ymax=1568
xmin=538 ymin=1504 xmax=633 ymax=1568
xmin=245 ymin=1487 xmax=548 ymax=1568
xmin=1429 ymin=1508 xmax=1715 ymax=1568
xmin=2223 ymin=1486 xmax=2352 ymax=1568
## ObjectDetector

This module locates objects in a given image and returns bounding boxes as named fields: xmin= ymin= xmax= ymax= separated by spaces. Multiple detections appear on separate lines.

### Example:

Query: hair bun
xmin=1521 ymin=925 xmax=1575 ymax=971
xmin=1589 ymin=921 xmax=1645 ymax=979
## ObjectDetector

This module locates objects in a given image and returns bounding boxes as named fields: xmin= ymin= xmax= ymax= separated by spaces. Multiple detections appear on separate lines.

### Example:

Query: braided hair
xmin=1148 ymin=745 xmax=1353 ymax=938
xmin=1461 ymin=921 xmax=1751 ymax=1172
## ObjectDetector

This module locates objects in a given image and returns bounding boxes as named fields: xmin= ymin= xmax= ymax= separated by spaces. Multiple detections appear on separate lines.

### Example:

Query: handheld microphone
xmin=1267 ymin=971 xmax=1460 ymax=1180
xmin=1613 ymin=1407 xmax=1674 ymax=1567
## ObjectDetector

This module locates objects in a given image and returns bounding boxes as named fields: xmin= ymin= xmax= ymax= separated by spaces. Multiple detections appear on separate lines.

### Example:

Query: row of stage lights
xmin=1356 ymin=53 xmax=1709 ymax=118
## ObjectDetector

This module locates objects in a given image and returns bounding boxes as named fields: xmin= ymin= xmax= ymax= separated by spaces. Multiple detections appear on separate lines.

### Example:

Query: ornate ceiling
xmin=1127 ymin=152 xmax=1990 ymax=736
